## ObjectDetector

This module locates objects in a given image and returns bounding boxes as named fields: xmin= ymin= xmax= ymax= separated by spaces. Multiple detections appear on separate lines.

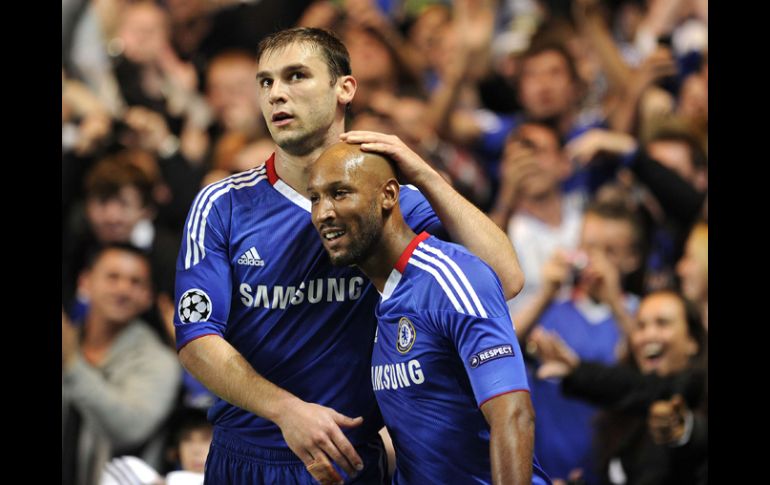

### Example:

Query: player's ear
xmin=381 ymin=178 xmax=399 ymax=211
xmin=336 ymin=75 xmax=356 ymax=105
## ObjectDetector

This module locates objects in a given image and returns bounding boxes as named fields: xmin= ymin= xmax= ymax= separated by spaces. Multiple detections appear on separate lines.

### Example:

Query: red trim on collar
xmin=266 ymin=153 xmax=278 ymax=185
xmin=395 ymin=232 xmax=430 ymax=273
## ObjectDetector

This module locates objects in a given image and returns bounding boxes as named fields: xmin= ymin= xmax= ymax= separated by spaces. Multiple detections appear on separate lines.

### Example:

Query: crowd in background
xmin=62 ymin=0 xmax=708 ymax=483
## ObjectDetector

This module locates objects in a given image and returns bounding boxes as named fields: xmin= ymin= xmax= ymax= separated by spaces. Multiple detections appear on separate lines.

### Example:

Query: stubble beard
xmin=329 ymin=201 xmax=383 ymax=268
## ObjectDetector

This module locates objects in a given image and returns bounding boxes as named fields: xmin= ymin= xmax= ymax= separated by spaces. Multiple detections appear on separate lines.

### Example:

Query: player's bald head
xmin=313 ymin=142 xmax=396 ymax=187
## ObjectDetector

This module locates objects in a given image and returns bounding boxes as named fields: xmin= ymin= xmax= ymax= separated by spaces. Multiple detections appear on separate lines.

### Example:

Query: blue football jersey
xmin=173 ymin=155 xmax=439 ymax=448
xmin=372 ymin=232 xmax=551 ymax=484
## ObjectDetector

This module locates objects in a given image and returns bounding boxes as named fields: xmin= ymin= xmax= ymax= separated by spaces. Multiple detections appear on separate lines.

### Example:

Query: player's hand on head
xmin=340 ymin=131 xmax=437 ymax=187
xmin=276 ymin=399 xmax=364 ymax=480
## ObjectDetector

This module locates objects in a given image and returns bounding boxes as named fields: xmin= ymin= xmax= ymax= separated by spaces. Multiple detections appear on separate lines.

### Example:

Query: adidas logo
xmin=238 ymin=247 xmax=265 ymax=267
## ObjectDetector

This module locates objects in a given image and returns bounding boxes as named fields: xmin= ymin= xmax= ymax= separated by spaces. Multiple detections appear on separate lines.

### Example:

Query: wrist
xmin=269 ymin=393 xmax=302 ymax=425
xmin=410 ymin=165 xmax=445 ymax=191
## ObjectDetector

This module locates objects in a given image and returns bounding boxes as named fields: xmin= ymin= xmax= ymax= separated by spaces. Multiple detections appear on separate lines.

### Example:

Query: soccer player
xmin=173 ymin=27 xmax=523 ymax=484
xmin=308 ymin=142 xmax=551 ymax=484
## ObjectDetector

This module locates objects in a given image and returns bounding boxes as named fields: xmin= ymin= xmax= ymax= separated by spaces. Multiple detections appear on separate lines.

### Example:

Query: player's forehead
xmin=257 ymin=41 xmax=325 ymax=73
xmin=311 ymin=149 xmax=366 ymax=187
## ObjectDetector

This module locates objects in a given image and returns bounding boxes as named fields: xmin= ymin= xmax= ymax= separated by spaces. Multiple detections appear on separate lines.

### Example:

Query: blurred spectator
xmin=676 ymin=222 xmax=707 ymax=330
xmin=62 ymin=152 xmax=181 ymax=342
xmin=566 ymin=126 xmax=706 ymax=291
xmin=202 ymin=133 xmax=275 ymax=187
xmin=62 ymin=244 xmax=182 ymax=485
xmin=205 ymin=50 xmax=264 ymax=140
xmin=513 ymin=201 xmax=643 ymax=484
xmin=112 ymin=1 xmax=211 ymax=158
xmin=99 ymin=407 xmax=212 ymax=485
xmin=531 ymin=290 xmax=707 ymax=485
xmin=354 ymin=91 xmax=492 ymax=208
xmin=490 ymin=122 xmax=584 ymax=315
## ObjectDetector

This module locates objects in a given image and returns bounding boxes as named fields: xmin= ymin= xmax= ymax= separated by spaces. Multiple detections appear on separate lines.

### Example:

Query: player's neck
xmin=273 ymin=125 xmax=345 ymax=195
xmin=360 ymin=217 xmax=415 ymax=293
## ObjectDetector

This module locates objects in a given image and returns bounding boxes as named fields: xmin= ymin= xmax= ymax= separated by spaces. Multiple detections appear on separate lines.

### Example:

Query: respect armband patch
xmin=469 ymin=344 xmax=514 ymax=368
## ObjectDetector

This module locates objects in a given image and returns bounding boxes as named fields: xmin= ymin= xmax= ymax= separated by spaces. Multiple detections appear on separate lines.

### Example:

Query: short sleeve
xmin=173 ymin=188 xmax=233 ymax=350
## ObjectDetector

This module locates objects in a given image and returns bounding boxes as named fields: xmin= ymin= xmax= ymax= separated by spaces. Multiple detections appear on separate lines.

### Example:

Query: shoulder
xmin=192 ymin=165 xmax=270 ymax=212
xmin=406 ymin=236 xmax=506 ymax=318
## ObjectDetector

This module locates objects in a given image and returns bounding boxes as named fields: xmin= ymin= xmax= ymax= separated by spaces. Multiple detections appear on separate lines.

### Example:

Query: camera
xmin=565 ymin=250 xmax=588 ymax=285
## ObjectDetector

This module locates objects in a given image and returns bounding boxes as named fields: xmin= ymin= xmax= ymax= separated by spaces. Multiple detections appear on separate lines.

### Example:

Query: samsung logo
xmin=239 ymin=277 xmax=365 ymax=309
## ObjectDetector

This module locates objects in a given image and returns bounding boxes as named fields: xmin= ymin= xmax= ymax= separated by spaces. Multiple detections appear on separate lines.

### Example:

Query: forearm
xmin=483 ymin=393 xmax=535 ymax=485
xmin=608 ymin=294 xmax=634 ymax=336
xmin=490 ymin=416 xmax=533 ymax=485
xmin=426 ymin=69 xmax=467 ymax=139
xmin=607 ymin=82 xmax=647 ymax=134
xmin=629 ymin=151 xmax=706 ymax=225
xmin=576 ymin=7 xmax=632 ymax=90
xmin=178 ymin=335 xmax=301 ymax=424
xmin=416 ymin=170 xmax=524 ymax=299
xmin=488 ymin=180 xmax=518 ymax=231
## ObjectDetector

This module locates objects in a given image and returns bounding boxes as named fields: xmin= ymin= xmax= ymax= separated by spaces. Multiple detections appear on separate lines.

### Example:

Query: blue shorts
xmin=204 ymin=427 xmax=387 ymax=484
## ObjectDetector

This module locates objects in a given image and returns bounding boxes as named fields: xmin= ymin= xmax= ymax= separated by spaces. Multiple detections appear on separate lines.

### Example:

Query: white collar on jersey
xmin=380 ymin=269 xmax=403 ymax=301
xmin=266 ymin=154 xmax=312 ymax=212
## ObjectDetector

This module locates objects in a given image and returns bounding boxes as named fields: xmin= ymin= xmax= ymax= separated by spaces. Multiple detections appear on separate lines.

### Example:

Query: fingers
xmin=331 ymin=414 xmax=364 ymax=472
xmin=670 ymin=394 xmax=685 ymax=413
xmin=318 ymin=432 xmax=361 ymax=477
xmin=305 ymin=453 xmax=344 ymax=485
xmin=340 ymin=132 xmax=405 ymax=157
xmin=340 ymin=131 xmax=398 ymax=145
xmin=299 ymin=412 xmax=363 ymax=478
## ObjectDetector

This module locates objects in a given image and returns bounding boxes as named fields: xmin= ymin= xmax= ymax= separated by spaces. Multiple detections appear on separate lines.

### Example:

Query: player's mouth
xmin=320 ymin=227 xmax=347 ymax=250
xmin=272 ymin=111 xmax=294 ymax=127
xmin=323 ymin=230 xmax=346 ymax=241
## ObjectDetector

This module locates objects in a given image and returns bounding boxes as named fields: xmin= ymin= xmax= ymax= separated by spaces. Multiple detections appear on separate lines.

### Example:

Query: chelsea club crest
xmin=397 ymin=317 xmax=416 ymax=354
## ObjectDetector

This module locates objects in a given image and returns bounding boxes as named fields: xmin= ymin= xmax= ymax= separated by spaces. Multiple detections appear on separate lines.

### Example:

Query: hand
xmin=75 ymin=111 xmax=112 ymax=156
xmin=123 ymin=106 xmax=172 ymax=152
xmin=564 ymin=128 xmax=637 ymax=167
xmin=631 ymin=46 xmax=677 ymax=93
xmin=580 ymin=250 xmax=622 ymax=305
xmin=453 ymin=0 xmax=495 ymax=54
xmin=157 ymin=42 xmax=198 ymax=94
xmin=275 ymin=399 xmax=364 ymax=481
xmin=528 ymin=328 xmax=580 ymax=379
xmin=648 ymin=394 xmax=688 ymax=445
xmin=500 ymin=147 xmax=541 ymax=190
xmin=340 ymin=131 xmax=439 ymax=187
xmin=541 ymin=250 xmax=574 ymax=296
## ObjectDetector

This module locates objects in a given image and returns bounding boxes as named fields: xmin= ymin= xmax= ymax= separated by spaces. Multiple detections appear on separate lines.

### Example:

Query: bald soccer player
xmin=308 ymin=143 xmax=552 ymax=485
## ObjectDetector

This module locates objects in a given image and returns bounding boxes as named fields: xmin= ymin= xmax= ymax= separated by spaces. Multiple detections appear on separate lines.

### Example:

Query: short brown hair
xmin=257 ymin=27 xmax=351 ymax=83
